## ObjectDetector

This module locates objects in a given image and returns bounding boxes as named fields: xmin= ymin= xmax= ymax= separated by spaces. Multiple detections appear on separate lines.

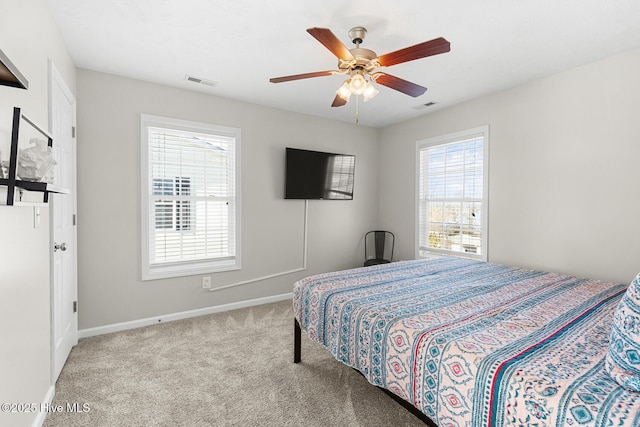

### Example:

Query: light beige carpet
xmin=44 ymin=300 xmax=425 ymax=426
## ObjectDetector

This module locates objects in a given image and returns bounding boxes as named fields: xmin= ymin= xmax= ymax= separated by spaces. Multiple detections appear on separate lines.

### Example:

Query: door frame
xmin=48 ymin=60 xmax=78 ymax=384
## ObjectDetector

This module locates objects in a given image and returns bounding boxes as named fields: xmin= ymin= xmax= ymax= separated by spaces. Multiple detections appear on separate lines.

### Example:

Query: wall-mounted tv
xmin=285 ymin=147 xmax=355 ymax=200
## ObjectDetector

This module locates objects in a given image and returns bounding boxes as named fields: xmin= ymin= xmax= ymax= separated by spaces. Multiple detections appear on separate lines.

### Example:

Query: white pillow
xmin=605 ymin=273 xmax=640 ymax=391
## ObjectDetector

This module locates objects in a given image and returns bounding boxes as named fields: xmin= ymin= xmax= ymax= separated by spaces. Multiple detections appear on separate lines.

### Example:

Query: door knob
xmin=54 ymin=242 xmax=67 ymax=252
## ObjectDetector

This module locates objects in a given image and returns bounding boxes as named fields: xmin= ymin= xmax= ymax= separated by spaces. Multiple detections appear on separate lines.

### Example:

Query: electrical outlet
xmin=202 ymin=276 xmax=212 ymax=290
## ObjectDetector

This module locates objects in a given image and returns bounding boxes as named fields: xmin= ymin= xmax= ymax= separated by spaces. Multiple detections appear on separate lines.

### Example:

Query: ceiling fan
xmin=270 ymin=27 xmax=450 ymax=108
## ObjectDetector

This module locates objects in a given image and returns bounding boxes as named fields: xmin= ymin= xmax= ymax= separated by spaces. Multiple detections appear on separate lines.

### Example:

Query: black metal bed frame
xmin=294 ymin=319 xmax=438 ymax=426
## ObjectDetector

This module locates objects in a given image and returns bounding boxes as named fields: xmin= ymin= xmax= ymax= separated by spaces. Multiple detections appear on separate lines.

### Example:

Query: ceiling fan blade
xmin=377 ymin=37 xmax=450 ymax=67
xmin=270 ymin=70 xmax=335 ymax=83
xmin=373 ymin=73 xmax=427 ymax=97
xmin=307 ymin=27 xmax=355 ymax=60
xmin=331 ymin=95 xmax=347 ymax=107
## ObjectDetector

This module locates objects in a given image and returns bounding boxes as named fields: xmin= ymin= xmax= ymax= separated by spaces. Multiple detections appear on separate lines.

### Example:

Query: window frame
xmin=415 ymin=125 xmax=489 ymax=261
xmin=141 ymin=114 xmax=242 ymax=280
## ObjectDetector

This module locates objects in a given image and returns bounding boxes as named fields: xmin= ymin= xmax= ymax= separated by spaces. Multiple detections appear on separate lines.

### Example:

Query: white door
xmin=49 ymin=62 xmax=77 ymax=383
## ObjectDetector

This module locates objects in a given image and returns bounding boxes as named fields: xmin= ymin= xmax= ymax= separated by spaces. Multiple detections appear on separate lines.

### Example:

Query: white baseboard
xmin=32 ymin=385 xmax=55 ymax=427
xmin=78 ymin=292 xmax=293 ymax=339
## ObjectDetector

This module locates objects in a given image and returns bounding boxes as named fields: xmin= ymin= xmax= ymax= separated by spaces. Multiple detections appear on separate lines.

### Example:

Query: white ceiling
xmin=47 ymin=0 xmax=640 ymax=128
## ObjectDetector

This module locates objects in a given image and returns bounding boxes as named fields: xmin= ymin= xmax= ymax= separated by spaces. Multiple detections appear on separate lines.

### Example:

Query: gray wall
xmin=0 ymin=1 xmax=76 ymax=426
xmin=76 ymin=70 xmax=379 ymax=329
xmin=379 ymin=49 xmax=640 ymax=284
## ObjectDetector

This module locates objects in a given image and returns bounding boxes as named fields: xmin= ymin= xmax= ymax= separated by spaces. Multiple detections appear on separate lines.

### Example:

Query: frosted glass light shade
xmin=336 ymin=80 xmax=352 ymax=101
xmin=363 ymin=82 xmax=379 ymax=102
xmin=349 ymin=74 xmax=366 ymax=95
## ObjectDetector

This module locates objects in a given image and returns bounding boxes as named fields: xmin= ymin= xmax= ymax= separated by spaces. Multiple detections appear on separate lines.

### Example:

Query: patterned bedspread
xmin=292 ymin=257 xmax=640 ymax=426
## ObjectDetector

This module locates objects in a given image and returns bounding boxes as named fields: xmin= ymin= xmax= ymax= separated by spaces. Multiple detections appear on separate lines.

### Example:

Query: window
xmin=141 ymin=114 xmax=241 ymax=280
xmin=416 ymin=126 xmax=488 ymax=260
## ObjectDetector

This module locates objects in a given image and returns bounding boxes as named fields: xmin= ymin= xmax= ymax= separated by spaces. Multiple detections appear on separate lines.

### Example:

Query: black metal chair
xmin=364 ymin=230 xmax=395 ymax=267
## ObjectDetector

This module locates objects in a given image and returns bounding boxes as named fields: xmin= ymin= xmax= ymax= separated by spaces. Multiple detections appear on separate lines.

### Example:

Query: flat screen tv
xmin=285 ymin=147 xmax=355 ymax=200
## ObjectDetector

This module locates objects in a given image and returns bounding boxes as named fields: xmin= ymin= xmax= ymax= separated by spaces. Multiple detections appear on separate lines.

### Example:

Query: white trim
xmin=32 ymin=385 xmax=55 ymax=427
xmin=415 ymin=125 xmax=490 ymax=261
xmin=78 ymin=292 xmax=293 ymax=339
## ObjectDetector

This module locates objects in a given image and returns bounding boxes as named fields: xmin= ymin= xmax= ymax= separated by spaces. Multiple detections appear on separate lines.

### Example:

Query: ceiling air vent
xmin=184 ymin=74 xmax=218 ymax=87
xmin=412 ymin=101 xmax=438 ymax=110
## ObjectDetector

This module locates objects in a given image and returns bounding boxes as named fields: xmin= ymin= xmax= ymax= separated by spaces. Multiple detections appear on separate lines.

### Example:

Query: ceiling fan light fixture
xmin=270 ymin=27 xmax=450 ymax=111
xmin=348 ymin=73 xmax=367 ymax=95
xmin=362 ymin=81 xmax=379 ymax=102
xmin=336 ymin=80 xmax=352 ymax=101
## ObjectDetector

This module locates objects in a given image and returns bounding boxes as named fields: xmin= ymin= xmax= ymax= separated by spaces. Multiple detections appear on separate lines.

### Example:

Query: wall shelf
xmin=0 ymin=49 xmax=28 ymax=89
xmin=1 ymin=107 xmax=69 ymax=205
xmin=0 ymin=178 xmax=69 ymax=194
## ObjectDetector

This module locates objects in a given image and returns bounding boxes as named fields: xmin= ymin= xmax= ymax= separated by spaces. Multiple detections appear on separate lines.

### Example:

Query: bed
xmin=292 ymin=256 xmax=640 ymax=426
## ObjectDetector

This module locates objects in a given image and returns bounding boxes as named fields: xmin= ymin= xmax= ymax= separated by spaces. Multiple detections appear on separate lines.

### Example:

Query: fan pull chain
xmin=355 ymin=94 xmax=359 ymax=124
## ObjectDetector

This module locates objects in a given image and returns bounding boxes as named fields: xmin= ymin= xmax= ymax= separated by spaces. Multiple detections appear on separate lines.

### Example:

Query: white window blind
xmin=417 ymin=126 xmax=488 ymax=260
xmin=141 ymin=115 xmax=241 ymax=280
